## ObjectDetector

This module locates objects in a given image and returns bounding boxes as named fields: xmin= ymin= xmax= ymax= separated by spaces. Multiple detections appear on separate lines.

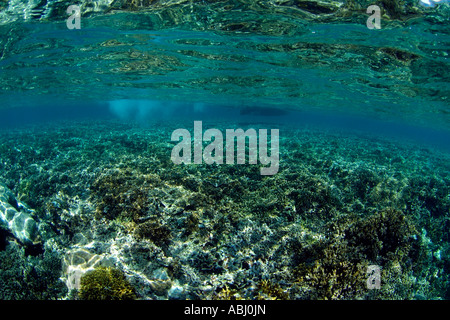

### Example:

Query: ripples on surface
xmin=0 ymin=1 xmax=449 ymax=130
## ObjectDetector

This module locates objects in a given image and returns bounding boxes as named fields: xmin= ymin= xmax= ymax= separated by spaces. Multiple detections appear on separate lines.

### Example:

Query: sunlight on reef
xmin=1 ymin=120 xmax=449 ymax=299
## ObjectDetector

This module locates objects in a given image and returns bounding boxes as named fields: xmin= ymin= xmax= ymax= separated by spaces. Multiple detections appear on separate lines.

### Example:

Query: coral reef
xmin=0 ymin=120 xmax=449 ymax=300
xmin=0 ymin=242 xmax=67 ymax=299
xmin=344 ymin=208 xmax=416 ymax=263
xmin=78 ymin=266 xmax=136 ymax=300
xmin=62 ymin=247 xmax=115 ymax=292
xmin=256 ymin=280 xmax=289 ymax=300
xmin=0 ymin=0 xmax=448 ymax=304
xmin=0 ymin=182 xmax=39 ymax=246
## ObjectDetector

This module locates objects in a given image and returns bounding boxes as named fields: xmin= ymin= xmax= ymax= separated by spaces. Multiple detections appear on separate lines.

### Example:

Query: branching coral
xmin=344 ymin=208 xmax=417 ymax=263
xmin=90 ymin=169 xmax=160 ymax=221
xmin=256 ymin=280 xmax=289 ymax=300
xmin=79 ymin=266 xmax=136 ymax=300
xmin=295 ymin=240 xmax=368 ymax=300
xmin=134 ymin=220 xmax=172 ymax=246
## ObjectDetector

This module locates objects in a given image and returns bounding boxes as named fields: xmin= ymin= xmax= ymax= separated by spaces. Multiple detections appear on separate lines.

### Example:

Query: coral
xmin=0 ymin=243 xmax=24 ymax=299
xmin=134 ymin=220 xmax=172 ymax=246
xmin=344 ymin=208 xmax=417 ymax=263
xmin=1 ymin=121 xmax=450 ymax=300
xmin=90 ymin=169 xmax=161 ymax=222
xmin=256 ymin=280 xmax=289 ymax=300
xmin=188 ymin=250 xmax=224 ymax=275
xmin=0 ymin=242 xmax=67 ymax=300
xmin=0 ymin=183 xmax=39 ymax=246
xmin=294 ymin=208 xmax=420 ymax=299
xmin=404 ymin=176 xmax=450 ymax=220
xmin=184 ymin=211 xmax=200 ymax=235
xmin=16 ymin=171 xmax=63 ymax=211
xmin=348 ymin=166 xmax=382 ymax=201
xmin=295 ymin=240 xmax=368 ymax=300
xmin=79 ymin=266 xmax=136 ymax=300
xmin=288 ymin=175 xmax=341 ymax=222
xmin=62 ymin=248 xmax=113 ymax=292
xmin=214 ymin=285 xmax=245 ymax=300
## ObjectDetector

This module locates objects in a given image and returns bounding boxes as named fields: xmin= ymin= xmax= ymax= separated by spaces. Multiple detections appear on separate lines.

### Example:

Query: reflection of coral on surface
xmin=420 ymin=0 xmax=449 ymax=7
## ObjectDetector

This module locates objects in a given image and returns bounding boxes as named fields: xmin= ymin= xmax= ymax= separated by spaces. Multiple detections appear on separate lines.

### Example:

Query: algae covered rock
xmin=79 ymin=266 xmax=136 ymax=300
xmin=0 ymin=242 xmax=67 ymax=299
xmin=0 ymin=183 xmax=39 ymax=246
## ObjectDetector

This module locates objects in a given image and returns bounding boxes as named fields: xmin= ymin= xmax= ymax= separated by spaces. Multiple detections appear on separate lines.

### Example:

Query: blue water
xmin=2 ymin=100 xmax=450 ymax=153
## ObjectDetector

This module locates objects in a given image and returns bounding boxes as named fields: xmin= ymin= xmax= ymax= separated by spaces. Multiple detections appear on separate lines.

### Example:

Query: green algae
xmin=134 ymin=220 xmax=172 ymax=246
xmin=79 ymin=266 xmax=136 ymax=300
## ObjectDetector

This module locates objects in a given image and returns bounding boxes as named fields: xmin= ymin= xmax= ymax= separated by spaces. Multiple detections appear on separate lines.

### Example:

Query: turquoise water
xmin=0 ymin=1 xmax=449 ymax=300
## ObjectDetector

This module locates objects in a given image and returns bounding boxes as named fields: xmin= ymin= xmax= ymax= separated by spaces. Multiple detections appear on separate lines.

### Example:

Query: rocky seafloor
xmin=0 ymin=119 xmax=449 ymax=300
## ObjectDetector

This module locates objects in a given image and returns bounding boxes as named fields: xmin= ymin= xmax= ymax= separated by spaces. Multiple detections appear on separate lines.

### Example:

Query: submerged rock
xmin=0 ymin=183 xmax=38 ymax=245
xmin=62 ymin=247 xmax=115 ymax=292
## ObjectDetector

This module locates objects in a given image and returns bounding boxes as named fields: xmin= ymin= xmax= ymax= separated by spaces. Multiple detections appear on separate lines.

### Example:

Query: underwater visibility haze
xmin=0 ymin=0 xmax=449 ymax=300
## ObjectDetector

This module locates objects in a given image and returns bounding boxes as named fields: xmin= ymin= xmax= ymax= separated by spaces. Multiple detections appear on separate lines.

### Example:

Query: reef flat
xmin=0 ymin=119 xmax=449 ymax=300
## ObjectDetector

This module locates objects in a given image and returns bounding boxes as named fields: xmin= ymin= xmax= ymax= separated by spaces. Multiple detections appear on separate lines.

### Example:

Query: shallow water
xmin=0 ymin=1 xmax=449 ymax=301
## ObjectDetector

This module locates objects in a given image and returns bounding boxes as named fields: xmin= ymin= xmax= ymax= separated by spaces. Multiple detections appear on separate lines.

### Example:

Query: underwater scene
xmin=0 ymin=0 xmax=449 ymax=302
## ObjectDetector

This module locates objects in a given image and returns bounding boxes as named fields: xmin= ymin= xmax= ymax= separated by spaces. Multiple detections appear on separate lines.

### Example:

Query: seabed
xmin=0 ymin=119 xmax=449 ymax=300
